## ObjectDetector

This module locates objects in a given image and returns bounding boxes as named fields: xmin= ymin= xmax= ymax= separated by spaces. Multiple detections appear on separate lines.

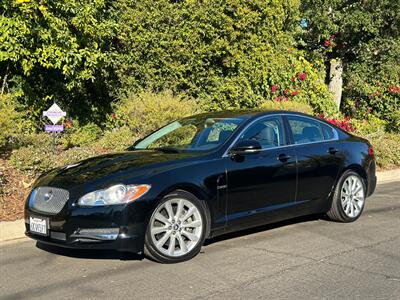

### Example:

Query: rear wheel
xmin=144 ymin=190 xmax=207 ymax=263
xmin=327 ymin=170 xmax=366 ymax=222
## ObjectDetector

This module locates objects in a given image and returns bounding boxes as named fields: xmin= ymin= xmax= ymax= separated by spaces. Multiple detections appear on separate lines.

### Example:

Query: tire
xmin=144 ymin=190 xmax=207 ymax=263
xmin=327 ymin=170 xmax=366 ymax=222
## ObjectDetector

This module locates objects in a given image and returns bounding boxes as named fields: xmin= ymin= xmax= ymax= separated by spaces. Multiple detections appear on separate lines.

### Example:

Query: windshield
xmin=133 ymin=116 xmax=246 ymax=152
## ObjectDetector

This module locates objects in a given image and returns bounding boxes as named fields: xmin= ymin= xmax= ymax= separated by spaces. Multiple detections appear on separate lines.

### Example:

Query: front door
xmin=225 ymin=116 xmax=297 ymax=231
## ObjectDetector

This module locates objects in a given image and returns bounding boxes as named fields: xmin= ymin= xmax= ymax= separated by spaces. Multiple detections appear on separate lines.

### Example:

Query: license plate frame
xmin=29 ymin=216 xmax=49 ymax=236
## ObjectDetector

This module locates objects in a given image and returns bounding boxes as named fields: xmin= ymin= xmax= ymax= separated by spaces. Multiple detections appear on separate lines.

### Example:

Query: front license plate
xmin=30 ymin=216 xmax=48 ymax=236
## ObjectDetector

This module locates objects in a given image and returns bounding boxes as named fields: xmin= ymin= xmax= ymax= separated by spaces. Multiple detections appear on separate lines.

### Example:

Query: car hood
xmin=33 ymin=150 xmax=203 ymax=190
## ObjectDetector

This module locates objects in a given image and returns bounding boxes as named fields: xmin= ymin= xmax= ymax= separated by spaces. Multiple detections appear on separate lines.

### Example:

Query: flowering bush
xmin=261 ymin=100 xmax=313 ymax=115
xmin=318 ymin=114 xmax=355 ymax=132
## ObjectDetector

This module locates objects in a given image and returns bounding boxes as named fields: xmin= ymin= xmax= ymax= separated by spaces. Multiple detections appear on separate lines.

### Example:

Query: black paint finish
xmin=24 ymin=110 xmax=376 ymax=253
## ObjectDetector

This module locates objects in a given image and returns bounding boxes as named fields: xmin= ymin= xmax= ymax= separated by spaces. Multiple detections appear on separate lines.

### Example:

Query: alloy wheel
xmin=149 ymin=198 xmax=203 ymax=257
xmin=340 ymin=175 xmax=365 ymax=218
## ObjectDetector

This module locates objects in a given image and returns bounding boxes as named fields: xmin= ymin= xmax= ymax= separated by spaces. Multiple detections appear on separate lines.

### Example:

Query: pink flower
xmin=291 ymin=90 xmax=299 ymax=96
xmin=111 ymin=113 xmax=117 ymax=120
xmin=298 ymin=72 xmax=307 ymax=81
xmin=388 ymin=85 xmax=400 ymax=94
xmin=324 ymin=40 xmax=332 ymax=47
xmin=319 ymin=114 xmax=355 ymax=132
xmin=284 ymin=88 xmax=289 ymax=95
xmin=274 ymin=97 xmax=282 ymax=102
xmin=330 ymin=34 xmax=336 ymax=40
xmin=271 ymin=85 xmax=278 ymax=93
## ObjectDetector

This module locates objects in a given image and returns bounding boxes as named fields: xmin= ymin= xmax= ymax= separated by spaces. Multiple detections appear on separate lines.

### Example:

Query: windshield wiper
xmin=153 ymin=147 xmax=181 ymax=153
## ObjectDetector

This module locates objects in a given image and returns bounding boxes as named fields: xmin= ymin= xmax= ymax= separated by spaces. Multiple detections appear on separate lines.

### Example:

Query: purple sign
xmin=45 ymin=124 xmax=64 ymax=133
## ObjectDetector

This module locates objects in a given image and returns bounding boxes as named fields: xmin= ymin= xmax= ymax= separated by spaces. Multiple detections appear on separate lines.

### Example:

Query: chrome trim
xmin=70 ymin=233 xmax=118 ymax=241
xmin=71 ymin=228 xmax=120 ymax=241
xmin=222 ymin=113 xmax=339 ymax=158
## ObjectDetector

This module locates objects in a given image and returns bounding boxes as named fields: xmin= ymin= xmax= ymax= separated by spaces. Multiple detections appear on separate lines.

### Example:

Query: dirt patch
xmin=0 ymin=158 xmax=36 ymax=221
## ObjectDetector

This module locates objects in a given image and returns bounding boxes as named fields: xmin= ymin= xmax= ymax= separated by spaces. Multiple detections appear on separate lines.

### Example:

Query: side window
xmin=321 ymin=123 xmax=336 ymax=140
xmin=287 ymin=116 xmax=325 ymax=144
xmin=238 ymin=117 xmax=285 ymax=149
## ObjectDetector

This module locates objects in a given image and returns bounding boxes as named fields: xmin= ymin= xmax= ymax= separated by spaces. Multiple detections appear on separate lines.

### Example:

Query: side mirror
xmin=229 ymin=140 xmax=262 ymax=155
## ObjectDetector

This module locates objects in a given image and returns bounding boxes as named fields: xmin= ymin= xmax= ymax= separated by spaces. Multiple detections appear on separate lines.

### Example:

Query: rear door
xmin=285 ymin=115 xmax=343 ymax=208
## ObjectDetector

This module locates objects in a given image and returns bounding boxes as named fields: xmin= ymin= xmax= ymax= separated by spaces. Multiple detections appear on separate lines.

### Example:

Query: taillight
xmin=368 ymin=145 xmax=374 ymax=157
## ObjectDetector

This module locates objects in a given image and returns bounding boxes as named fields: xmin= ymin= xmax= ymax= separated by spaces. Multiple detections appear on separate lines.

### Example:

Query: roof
xmin=184 ymin=109 xmax=310 ymax=120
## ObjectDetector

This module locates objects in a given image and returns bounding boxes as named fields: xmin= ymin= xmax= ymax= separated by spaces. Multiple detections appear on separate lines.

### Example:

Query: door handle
xmin=328 ymin=147 xmax=339 ymax=155
xmin=277 ymin=153 xmax=291 ymax=162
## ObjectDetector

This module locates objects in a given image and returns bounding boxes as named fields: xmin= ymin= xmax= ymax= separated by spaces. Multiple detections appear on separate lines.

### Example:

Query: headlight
xmin=77 ymin=184 xmax=151 ymax=207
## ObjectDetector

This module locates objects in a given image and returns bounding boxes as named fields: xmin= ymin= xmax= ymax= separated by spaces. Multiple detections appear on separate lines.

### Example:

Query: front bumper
xmin=25 ymin=201 xmax=149 ymax=254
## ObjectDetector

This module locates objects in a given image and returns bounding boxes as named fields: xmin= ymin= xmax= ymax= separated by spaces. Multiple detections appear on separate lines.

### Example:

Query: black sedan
xmin=25 ymin=110 xmax=377 ymax=263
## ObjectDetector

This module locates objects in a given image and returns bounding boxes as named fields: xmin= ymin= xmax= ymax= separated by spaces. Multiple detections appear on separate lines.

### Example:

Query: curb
xmin=0 ymin=219 xmax=26 ymax=243
xmin=1 ymin=169 xmax=399 ymax=244
xmin=376 ymin=168 xmax=400 ymax=183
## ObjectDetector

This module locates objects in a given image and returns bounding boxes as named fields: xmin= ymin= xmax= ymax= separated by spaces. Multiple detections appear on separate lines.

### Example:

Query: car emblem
xmin=44 ymin=191 xmax=53 ymax=202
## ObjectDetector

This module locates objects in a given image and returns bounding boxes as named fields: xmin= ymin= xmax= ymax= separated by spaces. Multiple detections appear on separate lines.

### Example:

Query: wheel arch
xmin=342 ymin=164 xmax=368 ymax=184
xmin=152 ymin=183 xmax=213 ymax=239
xmin=326 ymin=164 xmax=368 ymax=210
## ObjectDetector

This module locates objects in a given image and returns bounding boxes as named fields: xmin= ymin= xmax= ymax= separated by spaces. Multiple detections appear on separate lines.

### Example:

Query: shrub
xmin=370 ymin=133 xmax=400 ymax=170
xmin=9 ymin=146 xmax=55 ymax=175
xmin=342 ymin=43 xmax=400 ymax=125
xmin=14 ymin=132 xmax=54 ymax=149
xmin=260 ymin=100 xmax=314 ymax=115
xmin=9 ymin=144 xmax=101 ymax=175
xmin=350 ymin=115 xmax=400 ymax=169
xmin=386 ymin=110 xmax=400 ymax=134
xmin=61 ymin=122 xmax=102 ymax=148
xmin=351 ymin=115 xmax=387 ymax=135
xmin=58 ymin=147 xmax=100 ymax=167
xmin=96 ymin=126 xmax=138 ymax=152
xmin=108 ymin=91 xmax=201 ymax=138
xmin=0 ymin=94 xmax=27 ymax=149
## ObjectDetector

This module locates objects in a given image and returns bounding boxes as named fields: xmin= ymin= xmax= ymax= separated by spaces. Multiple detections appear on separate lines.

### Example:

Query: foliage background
xmin=0 ymin=0 xmax=399 ymax=218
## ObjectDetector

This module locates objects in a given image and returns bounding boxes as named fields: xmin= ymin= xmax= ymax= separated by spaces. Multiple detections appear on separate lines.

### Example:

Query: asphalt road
xmin=1 ymin=181 xmax=399 ymax=300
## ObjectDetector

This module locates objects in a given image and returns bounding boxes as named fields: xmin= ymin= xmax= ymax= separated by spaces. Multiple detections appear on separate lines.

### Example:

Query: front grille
xmin=32 ymin=186 xmax=70 ymax=214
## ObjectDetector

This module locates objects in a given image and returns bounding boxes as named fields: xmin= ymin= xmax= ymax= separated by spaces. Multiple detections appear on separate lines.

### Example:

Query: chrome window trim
xmin=222 ymin=113 xmax=339 ymax=158
xmin=285 ymin=113 xmax=339 ymax=145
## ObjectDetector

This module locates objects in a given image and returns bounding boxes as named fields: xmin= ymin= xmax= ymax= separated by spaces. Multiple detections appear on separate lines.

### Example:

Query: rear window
xmin=321 ymin=123 xmax=336 ymax=140
xmin=287 ymin=116 xmax=336 ymax=144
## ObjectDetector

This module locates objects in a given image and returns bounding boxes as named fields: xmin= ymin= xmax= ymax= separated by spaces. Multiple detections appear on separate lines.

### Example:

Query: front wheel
xmin=327 ymin=170 xmax=366 ymax=222
xmin=144 ymin=190 xmax=207 ymax=263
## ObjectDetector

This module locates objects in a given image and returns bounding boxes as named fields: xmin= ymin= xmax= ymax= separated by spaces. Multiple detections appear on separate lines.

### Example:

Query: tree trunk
xmin=328 ymin=58 xmax=343 ymax=109
xmin=1 ymin=64 xmax=9 ymax=95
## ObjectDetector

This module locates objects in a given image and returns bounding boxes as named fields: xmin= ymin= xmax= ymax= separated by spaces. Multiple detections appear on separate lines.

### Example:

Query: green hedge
xmin=8 ymin=92 xmax=400 ymax=175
